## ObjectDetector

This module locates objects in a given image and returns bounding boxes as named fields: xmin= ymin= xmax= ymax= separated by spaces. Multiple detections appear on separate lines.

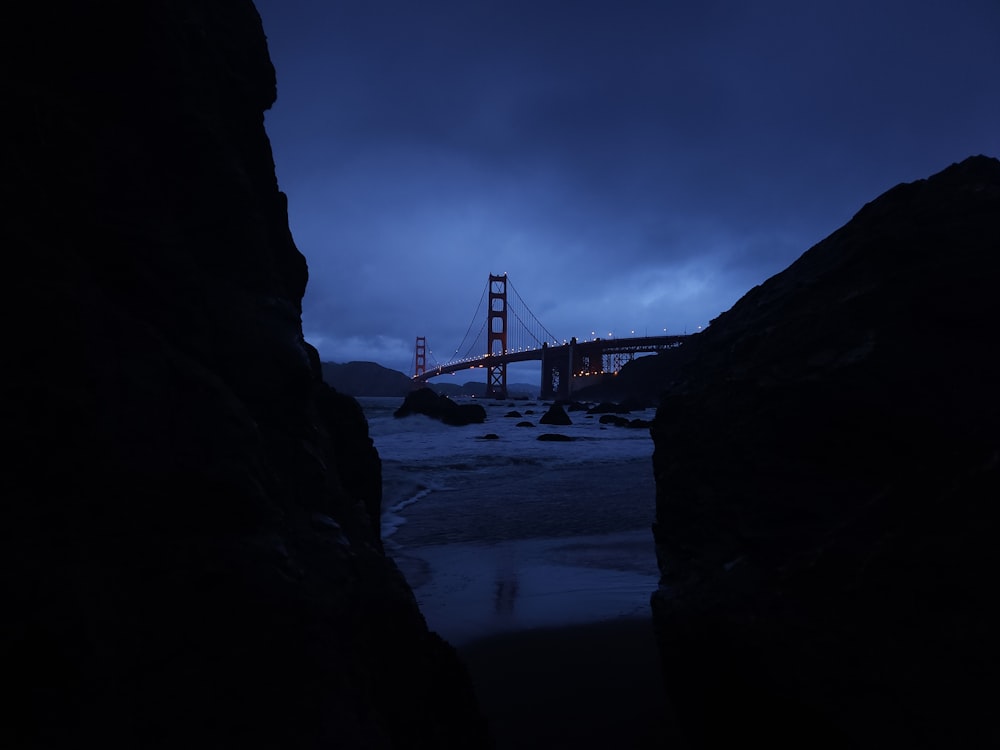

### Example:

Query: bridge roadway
xmin=413 ymin=334 xmax=688 ymax=399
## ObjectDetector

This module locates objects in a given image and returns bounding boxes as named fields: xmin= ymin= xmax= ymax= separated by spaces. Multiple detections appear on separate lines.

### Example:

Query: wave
xmin=388 ymin=485 xmax=433 ymax=514
xmin=381 ymin=484 xmax=434 ymax=544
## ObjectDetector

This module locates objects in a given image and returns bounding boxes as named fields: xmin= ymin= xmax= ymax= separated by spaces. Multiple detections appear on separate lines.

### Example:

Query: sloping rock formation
xmin=4 ymin=3 xmax=488 ymax=747
xmin=650 ymin=156 xmax=1000 ymax=748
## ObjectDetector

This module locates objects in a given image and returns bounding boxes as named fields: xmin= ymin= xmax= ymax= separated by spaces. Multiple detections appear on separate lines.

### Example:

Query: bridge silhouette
xmin=413 ymin=273 xmax=687 ymax=399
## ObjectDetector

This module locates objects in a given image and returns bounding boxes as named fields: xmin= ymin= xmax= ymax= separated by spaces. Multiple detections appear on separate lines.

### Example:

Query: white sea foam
xmin=381 ymin=486 xmax=434 ymax=544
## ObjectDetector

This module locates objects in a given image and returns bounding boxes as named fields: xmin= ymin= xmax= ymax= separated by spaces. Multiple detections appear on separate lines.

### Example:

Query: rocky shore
xmin=6 ymin=1 xmax=997 ymax=747
xmin=5 ymin=3 xmax=488 ymax=747
xmin=648 ymin=155 xmax=1000 ymax=748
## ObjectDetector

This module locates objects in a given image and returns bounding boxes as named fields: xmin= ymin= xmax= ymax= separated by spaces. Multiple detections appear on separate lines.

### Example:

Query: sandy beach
xmin=458 ymin=617 xmax=686 ymax=749
xmin=391 ymin=531 xmax=684 ymax=746
xmin=369 ymin=396 xmax=677 ymax=745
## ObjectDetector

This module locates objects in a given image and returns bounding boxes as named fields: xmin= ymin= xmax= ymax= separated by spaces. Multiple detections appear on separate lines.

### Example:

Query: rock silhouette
xmin=5 ymin=3 xmax=488 ymax=747
xmin=395 ymin=387 xmax=487 ymax=425
xmin=539 ymin=403 xmax=573 ymax=425
xmin=650 ymin=155 xmax=1000 ymax=748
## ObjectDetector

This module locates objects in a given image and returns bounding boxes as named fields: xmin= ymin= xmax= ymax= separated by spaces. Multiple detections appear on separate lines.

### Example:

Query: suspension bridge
xmin=412 ymin=273 xmax=687 ymax=399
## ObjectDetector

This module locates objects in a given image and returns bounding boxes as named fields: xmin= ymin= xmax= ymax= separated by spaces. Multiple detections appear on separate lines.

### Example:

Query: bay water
xmin=359 ymin=396 xmax=661 ymax=646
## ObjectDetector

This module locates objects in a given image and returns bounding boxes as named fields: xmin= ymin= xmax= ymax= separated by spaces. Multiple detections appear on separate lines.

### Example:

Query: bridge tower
xmin=486 ymin=273 xmax=508 ymax=398
xmin=413 ymin=336 xmax=427 ymax=378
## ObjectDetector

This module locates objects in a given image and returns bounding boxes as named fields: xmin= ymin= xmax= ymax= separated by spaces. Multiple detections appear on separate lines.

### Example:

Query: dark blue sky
xmin=254 ymin=0 xmax=999 ymax=379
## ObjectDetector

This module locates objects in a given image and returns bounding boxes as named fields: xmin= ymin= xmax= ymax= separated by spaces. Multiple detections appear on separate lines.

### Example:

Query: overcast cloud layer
xmin=254 ymin=0 xmax=999 ymax=381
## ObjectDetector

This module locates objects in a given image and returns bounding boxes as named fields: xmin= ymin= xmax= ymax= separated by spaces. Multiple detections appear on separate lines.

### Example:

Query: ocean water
xmin=359 ymin=396 xmax=661 ymax=646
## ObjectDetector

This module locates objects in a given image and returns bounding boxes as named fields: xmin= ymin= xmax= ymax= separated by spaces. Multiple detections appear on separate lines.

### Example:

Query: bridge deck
xmin=413 ymin=334 xmax=688 ymax=382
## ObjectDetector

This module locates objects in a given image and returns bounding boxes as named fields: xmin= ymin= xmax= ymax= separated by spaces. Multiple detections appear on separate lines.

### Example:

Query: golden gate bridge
xmin=413 ymin=273 xmax=687 ymax=399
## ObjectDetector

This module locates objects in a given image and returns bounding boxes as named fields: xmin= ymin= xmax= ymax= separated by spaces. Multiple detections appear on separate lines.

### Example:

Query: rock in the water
xmin=443 ymin=402 xmax=488 ymax=426
xmin=539 ymin=404 xmax=573 ymax=425
xmin=395 ymin=388 xmax=487 ymax=425
xmin=538 ymin=433 xmax=575 ymax=442
xmin=599 ymin=414 xmax=630 ymax=427
xmin=5 ymin=4 xmax=489 ymax=747
xmin=587 ymin=401 xmax=630 ymax=414
xmin=515 ymin=421 xmax=535 ymax=427
xmin=395 ymin=387 xmax=450 ymax=418
xmin=650 ymin=156 xmax=1000 ymax=749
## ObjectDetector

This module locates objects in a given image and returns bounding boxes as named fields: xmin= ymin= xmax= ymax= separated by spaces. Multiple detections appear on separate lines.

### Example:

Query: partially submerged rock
xmin=539 ymin=403 xmax=573 ymax=425
xmin=395 ymin=388 xmax=487 ymax=425
xmin=599 ymin=414 xmax=629 ymax=427
xmin=587 ymin=401 xmax=630 ymax=414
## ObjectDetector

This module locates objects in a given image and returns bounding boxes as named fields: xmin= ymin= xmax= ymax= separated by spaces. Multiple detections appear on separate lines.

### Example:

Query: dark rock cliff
xmin=650 ymin=156 xmax=1000 ymax=748
xmin=4 ymin=2 xmax=487 ymax=747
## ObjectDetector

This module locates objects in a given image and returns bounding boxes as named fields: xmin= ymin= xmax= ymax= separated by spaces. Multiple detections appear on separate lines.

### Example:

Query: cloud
xmin=256 ymin=0 xmax=1000 ymax=376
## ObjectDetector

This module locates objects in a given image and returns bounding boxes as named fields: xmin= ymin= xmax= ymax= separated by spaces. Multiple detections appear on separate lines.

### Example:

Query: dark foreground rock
xmin=4 ymin=3 xmax=488 ymax=748
xmin=395 ymin=387 xmax=487 ymax=425
xmin=650 ymin=156 xmax=1000 ymax=748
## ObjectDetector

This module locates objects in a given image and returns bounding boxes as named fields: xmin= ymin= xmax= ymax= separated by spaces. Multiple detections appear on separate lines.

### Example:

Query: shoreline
xmin=458 ymin=616 xmax=686 ymax=749
xmin=392 ymin=529 xmax=660 ymax=647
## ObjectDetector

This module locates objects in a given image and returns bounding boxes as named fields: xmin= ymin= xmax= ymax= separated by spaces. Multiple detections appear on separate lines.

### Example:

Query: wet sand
xmin=394 ymin=529 xmax=682 ymax=746
xmin=394 ymin=530 xmax=661 ymax=647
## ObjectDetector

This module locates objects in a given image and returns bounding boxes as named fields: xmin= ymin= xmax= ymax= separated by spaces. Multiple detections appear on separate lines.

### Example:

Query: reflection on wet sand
xmin=397 ymin=529 xmax=659 ymax=646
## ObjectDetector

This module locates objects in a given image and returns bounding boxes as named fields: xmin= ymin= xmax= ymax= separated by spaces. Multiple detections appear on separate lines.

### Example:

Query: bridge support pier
xmin=540 ymin=338 xmax=576 ymax=401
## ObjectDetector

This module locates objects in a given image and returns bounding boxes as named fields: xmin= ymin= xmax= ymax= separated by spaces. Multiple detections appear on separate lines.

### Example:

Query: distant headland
xmin=321 ymin=360 xmax=538 ymax=398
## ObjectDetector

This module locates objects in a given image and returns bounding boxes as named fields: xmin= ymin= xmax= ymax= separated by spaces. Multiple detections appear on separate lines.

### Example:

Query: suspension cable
xmin=509 ymin=305 xmax=549 ymax=348
xmin=507 ymin=278 xmax=560 ymax=345
xmin=459 ymin=318 xmax=488 ymax=360
xmin=447 ymin=278 xmax=489 ymax=363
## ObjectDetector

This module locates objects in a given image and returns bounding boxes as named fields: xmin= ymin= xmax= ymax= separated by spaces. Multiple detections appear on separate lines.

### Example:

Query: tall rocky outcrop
xmin=4 ymin=2 xmax=487 ymax=747
xmin=650 ymin=156 xmax=1000 ymax=747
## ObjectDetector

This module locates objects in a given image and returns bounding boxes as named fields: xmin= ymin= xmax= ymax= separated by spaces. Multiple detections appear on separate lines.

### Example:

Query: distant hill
xmin=430 ymin=380 xmax=539 ymax=399
xmin=320 ymin=361 xmax=413 ymax=396
xmin=320 ymin=361 xmax=539 ymax=398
